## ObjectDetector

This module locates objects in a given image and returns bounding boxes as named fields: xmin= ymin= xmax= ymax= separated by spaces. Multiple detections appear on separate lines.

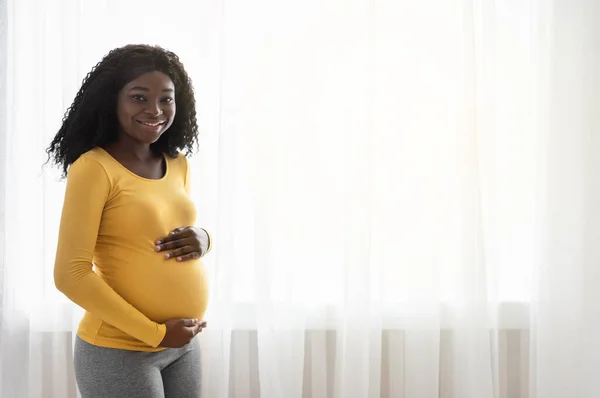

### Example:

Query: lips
xmin=137 ymin=120 xmax=166 ymax=127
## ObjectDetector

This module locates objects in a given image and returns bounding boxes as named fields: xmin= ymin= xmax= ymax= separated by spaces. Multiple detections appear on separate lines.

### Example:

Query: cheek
xmin=166 ymin=105 xmax=176 ymax=119
xmin=165 ymin=106 xmax=176 ymax=126
xmin=117 ymin=103 xmax=137 ymax=130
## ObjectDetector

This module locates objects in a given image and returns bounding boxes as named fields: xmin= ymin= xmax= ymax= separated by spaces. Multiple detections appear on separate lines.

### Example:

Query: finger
xmin=163 ymin=245 xmax=194 ymax=260
xmin=156 ymin=238 xmax=191 ymax=252
xmin=155 ymin=227 xmax=190 ymax=245
xmin=155 ymin=230 xmax=183 ymax=245
xmin=185 ymin=324 xmax=201 ymax=338
xmin=199 ymin=321 xmax=207 ymax=328
xmin=175 ymin=251 xmax=201 ymax=262
xmin=156 ymin=232 xmax=177 ymax=245
xmin=181 ymin=318 xmax=199 ymax=327
xmin=194 ymin=323 xmax=206 ymax=335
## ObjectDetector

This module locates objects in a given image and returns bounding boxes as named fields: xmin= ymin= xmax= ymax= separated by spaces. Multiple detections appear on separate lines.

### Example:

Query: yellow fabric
xmin=54 ymin=148 xmax=210 ymax=352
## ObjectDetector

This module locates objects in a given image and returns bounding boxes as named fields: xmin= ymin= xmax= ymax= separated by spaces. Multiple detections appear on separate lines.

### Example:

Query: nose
xmin=145 ymin=102 xmax=163 ymax=117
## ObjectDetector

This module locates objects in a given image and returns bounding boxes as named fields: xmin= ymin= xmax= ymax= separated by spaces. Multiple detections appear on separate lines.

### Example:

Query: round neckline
xmin=96 ymin=147 xmax=169 ymax=182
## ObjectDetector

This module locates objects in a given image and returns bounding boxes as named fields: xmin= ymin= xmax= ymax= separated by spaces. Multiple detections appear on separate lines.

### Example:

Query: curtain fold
xmin=1 ymin=0 xmax=597 ymax=397
xmin=530 ymin=1 xmax=600 ymax=397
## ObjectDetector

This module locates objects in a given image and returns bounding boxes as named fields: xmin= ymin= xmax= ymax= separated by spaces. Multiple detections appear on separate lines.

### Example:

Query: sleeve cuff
xmin=201 ymin=228 xmax=212 ymax=255
xmin=147 ymin=323 xmax=167 ymax=348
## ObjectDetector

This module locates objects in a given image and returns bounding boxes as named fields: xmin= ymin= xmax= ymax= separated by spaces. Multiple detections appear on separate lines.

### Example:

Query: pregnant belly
xmin=98 ymin=257 xmax=209 ymax=323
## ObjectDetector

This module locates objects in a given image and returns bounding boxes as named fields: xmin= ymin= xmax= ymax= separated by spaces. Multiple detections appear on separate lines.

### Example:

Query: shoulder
xmin=67 ymin=148 xmax=112 ymax=186
xmin=167 ymin=151 xmax=190 ymax=172
xmin=172 ymin=151 xmax=189 ymax=164
xmin=69 ymin=148 xmax=109 ymax=175
xmin=63 ymin=148 xmax=114 ymax=200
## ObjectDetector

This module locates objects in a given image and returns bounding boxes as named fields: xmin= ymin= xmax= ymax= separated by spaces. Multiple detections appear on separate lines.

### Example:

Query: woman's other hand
xmin=155 ymin=226 xmax=209 ymax=262
xmin=159 ymin=318 xmax=207 ymax=348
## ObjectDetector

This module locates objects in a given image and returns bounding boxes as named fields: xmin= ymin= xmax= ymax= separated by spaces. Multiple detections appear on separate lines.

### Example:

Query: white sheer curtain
xmin=531 ymin=1 xmax=600 ymax=397
xmin=1 ymin=0 xmax=598 ymax=397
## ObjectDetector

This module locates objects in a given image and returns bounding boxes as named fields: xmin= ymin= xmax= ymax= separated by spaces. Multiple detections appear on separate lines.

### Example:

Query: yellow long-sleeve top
xmin=54 ymin=147 xmax=209 ymax=352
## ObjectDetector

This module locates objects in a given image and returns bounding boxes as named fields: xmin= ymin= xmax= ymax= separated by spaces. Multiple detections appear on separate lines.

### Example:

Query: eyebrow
xmin=129 ymin=86 xmax=174 ymax=93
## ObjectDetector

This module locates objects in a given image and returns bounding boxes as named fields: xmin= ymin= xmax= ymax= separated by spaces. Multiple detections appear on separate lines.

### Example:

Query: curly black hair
xmin=46 ymin=44 xmax=199 ymax=177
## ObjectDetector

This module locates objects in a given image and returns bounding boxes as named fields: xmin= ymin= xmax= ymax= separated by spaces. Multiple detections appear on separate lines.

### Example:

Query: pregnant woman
xmin=47 ymin=44 xmax=211 ymax=398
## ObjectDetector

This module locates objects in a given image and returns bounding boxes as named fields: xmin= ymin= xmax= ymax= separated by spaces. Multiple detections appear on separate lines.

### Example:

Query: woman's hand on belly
xmin=155 ymin=226 xmax=209 ymax=262
xmin=160 ymin=318 xmax=207 ymax=348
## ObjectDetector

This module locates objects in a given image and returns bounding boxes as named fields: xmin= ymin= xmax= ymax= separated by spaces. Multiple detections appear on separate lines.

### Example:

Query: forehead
xmin=124 ymin=71 xmax=175 ymax=90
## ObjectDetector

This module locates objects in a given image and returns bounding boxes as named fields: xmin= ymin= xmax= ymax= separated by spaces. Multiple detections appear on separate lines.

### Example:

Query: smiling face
xmin=116 ymin=70 xmax=176 ymax=145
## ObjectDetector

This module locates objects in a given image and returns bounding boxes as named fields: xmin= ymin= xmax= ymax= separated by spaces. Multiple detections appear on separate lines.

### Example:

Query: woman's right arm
xmin=53 ymin=155 xmax=167 ymax=348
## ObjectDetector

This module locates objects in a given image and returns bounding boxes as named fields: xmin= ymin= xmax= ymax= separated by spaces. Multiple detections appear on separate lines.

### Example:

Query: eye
xmin=161 ymin=97 xmax=174 ymax=104
xmin=131 ymin=94 xmax=147 ymax=102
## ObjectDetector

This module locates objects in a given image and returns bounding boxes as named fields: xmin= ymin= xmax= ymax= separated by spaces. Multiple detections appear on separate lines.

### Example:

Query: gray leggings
xmin=74 ymin=337 xmax=201 ymax=398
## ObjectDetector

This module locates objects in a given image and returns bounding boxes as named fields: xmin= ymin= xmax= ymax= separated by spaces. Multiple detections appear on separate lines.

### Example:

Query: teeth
xmin=140 ymin=121 xmax=163 ymax=127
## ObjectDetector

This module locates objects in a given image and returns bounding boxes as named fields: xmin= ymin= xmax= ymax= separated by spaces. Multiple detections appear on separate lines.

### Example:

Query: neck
xmin=107 ymin=132 xmax=155 ymax=160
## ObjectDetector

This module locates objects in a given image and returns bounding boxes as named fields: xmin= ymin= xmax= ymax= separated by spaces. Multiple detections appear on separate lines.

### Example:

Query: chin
xmin=149 ymin=133 xmax=165 ymax=143
xmin=135 ymin=129 xmax=168 ymax=145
